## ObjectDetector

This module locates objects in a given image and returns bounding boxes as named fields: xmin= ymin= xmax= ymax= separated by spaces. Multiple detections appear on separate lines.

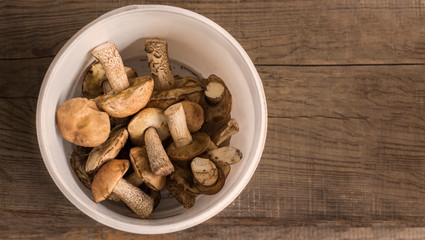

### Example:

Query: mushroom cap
xmin=95 ymin=76 xmax=154 ymax=118
xmin=82 ymin=62 xmax=138 ymax=99
xmin=56 ymin=97 xmax=110 ymax=147
xmin=174 ymin=76 xmax=200 ymax=88
xmin=180 ymin=100 xmax=204 ymax=133
xmin=85 ymin=127 xmax=129 ymax=174
xmin=200 ymin=74 xmax=232 ymax=123
xmin=194 ymin=167 xmax=226 ymax=195
xmin=129 ymin=147 xmax=166 ymax=191
xmin=91 ymin=159 xmax=129 ymax=202
xmin=166 ymin=164 xmax=199 ymax=208
xmin=146 ymin=85 xmax=203 ymax=109
xmin=70 ymin=146 xmax=93 ymax=189
xmin=166 ymin=132 xmax=210 ymax=161
xmin=127 ymin=108 xmax=170 ymax=146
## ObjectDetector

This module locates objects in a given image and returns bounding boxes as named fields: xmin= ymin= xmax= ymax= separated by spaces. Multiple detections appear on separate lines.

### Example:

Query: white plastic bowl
xmin=37 ymin=5 xmax=267 ymax=234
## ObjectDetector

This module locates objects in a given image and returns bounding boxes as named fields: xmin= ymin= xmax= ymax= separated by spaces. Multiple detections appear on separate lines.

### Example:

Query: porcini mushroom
xmin=145 ymin=38 xmax=175 ymax=91
xmin=82 ymin=61 xmax=138 ymax=99
xmin=56 ymin=97 xmax=110 ymax=147
xmin=70 ymin=146 xmax=93 ymax=189
xmin=166 ymin=165 xmax=199 ymax=208
xmin=146 ymin=85 xmax=203 ymax=109
xmin=193 ymin=166 xmax=225 ymax=195
xmin=200 ymin=74 xmax=232 ymax=123
xmin=127 ymin=108 xmax=174 ymax=176
xmin=85 ymin=127 xmax=128 ymax=174
xmin=190 ymin=157 xmax=218 ymax=186
xmin=129 ymin=147 xmax=166 ymax=191
xmin=91 ymin=159 xmax=154 ymax=218
xmin=204 ymin=81 xmax=225 ymax=105
xmin=211 ymin=118 xmax=239 ymax=146
xmin=95 ymin=76 xmax=154 ymax=118
xmin=180 ymin=100 xmax=204 ymax=133
xmin=203 ymin=141 xmax=231 ymax=178
xmin=127 ymin=108 xmax=170 ymax=146
xmin=207 ymin=146 xmax=243 ymax=166
xmin=108 ymin=146 xmax=167 ymax=203
xmin=91 ymin=42 xmax=154 ymax=118
xmin=164 ymin=103 xmax=210 ymax=161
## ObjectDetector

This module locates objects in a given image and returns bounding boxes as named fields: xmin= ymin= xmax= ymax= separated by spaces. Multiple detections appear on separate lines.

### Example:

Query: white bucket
xmin=37 ymin=5 xmax=267 ymax=234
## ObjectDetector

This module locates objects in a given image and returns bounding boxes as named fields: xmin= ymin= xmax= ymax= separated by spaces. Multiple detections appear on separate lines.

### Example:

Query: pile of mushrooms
xmin=58 ymin=39 xmax=243 ymax=218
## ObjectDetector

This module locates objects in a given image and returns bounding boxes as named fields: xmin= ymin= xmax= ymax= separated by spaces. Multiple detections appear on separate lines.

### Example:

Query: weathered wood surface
xmin=3 ymin=0 xmax=425 ymax=239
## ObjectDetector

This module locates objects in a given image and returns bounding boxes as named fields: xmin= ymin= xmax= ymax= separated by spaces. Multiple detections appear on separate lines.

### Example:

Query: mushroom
xmin=91 ymin=159 xmax=154 ymax=218
xmin=166 ymin=165 xmax=199 ymax=208
xmin=211 ymin=118 xmax=239 ymax=146
xmin=193 ymin=167 xmax=225 ymax=195
xmin=146 ymin=85 xmax=203 ymax=109
xmin=200 ymin=74 xmax=232 ymax=123
xmin=108 ymin=146 xmax=167 ymax=202
xmin=56 ymin=97 xmax=110 ymax=147
xmin=203 ymin=141 xmax=231 ymax=178
xmin=127 ymin=108 xmax=170 ymax=146
xmin=190 ymin=157 xmax=218 ymax=186
xmin=127 ymin=108 xmax=173 ymax=176
xmin=207 ymin=146 xmax=243 ymax=166
xmin=204 ymin=81 xmax=225 ymax=105
xmin=82 ymin=61 xmax=138 ymax=99
xmin=91 ymin=42 xmax=154 ymax=118
xmin=70 ymin=146 xmax=93 ymax=189
xmin=145 ymin=38 xmax=175 ymax=91
xmin=164 ymin=103 xmax=210 ymax=161
xmin=180 ymin=100 xmax=204 ymax=133
xmin=95 ymin=76 xmax=154 ymax=118
xmin=129 ymin=146 xmax=166 ymax=191
xmin=174 ymin=76 xmax=200 ymax=88
xmin=85 ymin=127 xmax=128 ymax=174
xmin=140 ymin=184 xmax=161 ymax=209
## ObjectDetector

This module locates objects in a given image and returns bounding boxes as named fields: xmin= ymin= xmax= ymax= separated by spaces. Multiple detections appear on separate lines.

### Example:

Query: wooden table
xmin=2 ymin=1 xmax=425 ymax=239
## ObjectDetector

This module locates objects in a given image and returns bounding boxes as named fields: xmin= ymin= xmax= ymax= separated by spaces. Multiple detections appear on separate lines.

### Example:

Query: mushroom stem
xmin=92 ymin=42 xmax=130 ymax=93
xmin=144 ymin=127 xmax=174 ymax=176
xmin=205 ymin=81 xmax=225 ymax=105
xmin=145 ymin=39 xmax=175 ymax=91
xmin=164 ymin=103 xmax=193 ymax=148
xmin=107 ymin=173 xmax=145 ymax=202
xmin=212 ymin=118 xmax=239 ymax=146
xmin=112 ymin=178 xmax=154 ymax=219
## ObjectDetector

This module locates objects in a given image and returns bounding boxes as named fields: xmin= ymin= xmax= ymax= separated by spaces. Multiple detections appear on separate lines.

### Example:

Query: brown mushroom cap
xmin=56 ymin=97 xmax=110 ymax=147
xmin=200 ymin=74 xmax=232 ymax=123
xmin=82 ymin=62 xmax=138 ymax=99
xmin=91 ymin=159 xmax=129 ymax=202
xmin=95 ymin=76 xmax=154 ymax=118
xmin=129 ymin=147 xmax=166 ymax=191
xmin=146 ymin=85 xmax=203 ymax=109
xmin=127 ymin=108 xmax=170 ymax=146
xmin=166 ymin=164 xmax=199 ymax=208
xmin=174 ymin=76 xmax=200 ymax=88
xmin=166 ymin=132 xmax=210 ymax=161
xmin=180 ymin=100 xmax=204 ymax=133
xmin=70 ymin=146 xmax=93 ymax=189
xmin=85 ymin=127 xmax=128 ymax=174
xmin=194 ymin=167 xmax=226 ymax=195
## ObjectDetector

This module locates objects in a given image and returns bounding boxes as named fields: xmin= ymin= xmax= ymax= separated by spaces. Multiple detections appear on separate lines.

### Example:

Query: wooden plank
xmin=3 ymin=63 xmax=425 ymax=239
xmin=0 ymin=58 xmax=51 ymax=98
xmin=1 ymin=1 xmax=425 ymax=65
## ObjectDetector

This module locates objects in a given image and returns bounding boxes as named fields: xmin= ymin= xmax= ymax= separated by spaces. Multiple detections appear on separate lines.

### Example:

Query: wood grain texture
xmin=1 ymin=0 xmax=425 ymax=65
xmin=3 ymin=0 xmax=425 ymax=239
xmin=3 ymin=64 xmax=425 ymax=238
